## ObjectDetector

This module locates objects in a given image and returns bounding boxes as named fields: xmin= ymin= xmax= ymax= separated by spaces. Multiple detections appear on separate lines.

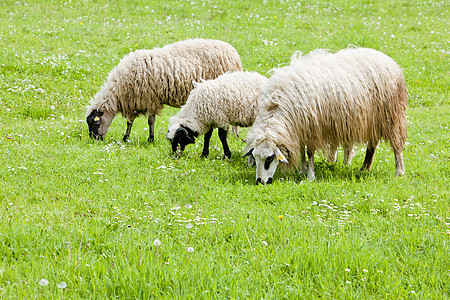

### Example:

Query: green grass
xmin=1 ymin=0 xmax=449 ymax=298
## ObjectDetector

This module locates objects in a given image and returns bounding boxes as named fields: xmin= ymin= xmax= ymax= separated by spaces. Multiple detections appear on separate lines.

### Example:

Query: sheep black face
xmin=86 ymin=110 xmax=104 ymax=140
xmin=244 ymin=144 xmax=288 ymax=185
xmin=167 ymin=126 xmax=196 ymax=153
xmin=86 ymin=109 xmax=115 ymax=141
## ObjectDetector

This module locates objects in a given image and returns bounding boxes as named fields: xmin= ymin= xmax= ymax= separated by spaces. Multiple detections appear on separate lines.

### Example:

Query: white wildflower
xmin=39 ymin=279 xmax=49 ymax=287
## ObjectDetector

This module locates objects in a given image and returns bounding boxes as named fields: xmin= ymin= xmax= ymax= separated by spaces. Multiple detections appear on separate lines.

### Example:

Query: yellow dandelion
xmin=278 ymin=215 xmax=283 ymax=220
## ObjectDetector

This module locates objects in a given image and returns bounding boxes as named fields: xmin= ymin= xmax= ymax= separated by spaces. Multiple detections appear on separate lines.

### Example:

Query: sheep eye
xmin=264 ymin=154 xmax=275 ymax=170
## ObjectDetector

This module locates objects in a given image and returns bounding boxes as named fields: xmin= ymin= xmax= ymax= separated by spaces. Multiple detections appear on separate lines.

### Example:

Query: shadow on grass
xmin=81 ymin=137 xmax=391 ymax=186
xmin=221 ymin=157 xmax=385 ymax=186
xmin=160 ymin=146 xmax=392 ymax=186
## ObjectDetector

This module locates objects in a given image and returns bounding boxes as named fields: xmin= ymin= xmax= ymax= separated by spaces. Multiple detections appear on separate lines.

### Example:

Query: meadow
xmin=0 ymin=0 xmax=449 ymax=298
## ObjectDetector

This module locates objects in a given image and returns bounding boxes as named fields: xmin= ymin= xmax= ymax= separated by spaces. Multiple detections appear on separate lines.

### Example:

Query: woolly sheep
xmin=86 ymin=39 xmax=242 ymax=142
xmin=166 ymin=71 xmax=268 ymax=159
xmin=244 ymin=48 xmax=408 ymax=184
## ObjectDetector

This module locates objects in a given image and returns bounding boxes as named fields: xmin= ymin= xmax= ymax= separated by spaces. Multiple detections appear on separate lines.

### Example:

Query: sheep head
xmin=86 ymin=109 xmax=115 ymax=141
xmin=244 ymin=142 xmax=288 ymax=185
xmin=166 ymin=125 xmax=197 ymax=153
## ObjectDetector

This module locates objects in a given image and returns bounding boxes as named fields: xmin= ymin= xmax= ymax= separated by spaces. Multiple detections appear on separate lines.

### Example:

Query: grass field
xmin=0 ymin=0 xmax=449 ymax=298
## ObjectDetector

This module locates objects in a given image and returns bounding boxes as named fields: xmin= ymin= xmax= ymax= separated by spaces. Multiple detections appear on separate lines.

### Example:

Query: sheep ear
xmin=243 ymin=148 xmax=254 ymax=158
xmin=175 ymin=127 xmax=188 ymax=138
xmin=274 ymin=147 xmax=288 ymax=164
xmin=175 ymin=127 xmax=195 ymax=144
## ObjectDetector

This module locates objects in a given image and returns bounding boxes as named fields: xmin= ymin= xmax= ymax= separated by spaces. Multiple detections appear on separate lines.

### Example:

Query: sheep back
xmin=172 ymin=71 xmax=268 ymax=135
xmin=87 ymin=39 xmax=243 ymax=121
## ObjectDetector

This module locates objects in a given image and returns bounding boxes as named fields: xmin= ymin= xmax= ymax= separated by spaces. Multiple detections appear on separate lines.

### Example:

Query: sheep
xmin=86 ymin=39 xmax=243 ymax=142
xmin=166 ymin=71 xmax=268 ymax=159
xmin=244 ymin=47 xmax=408 ymax=185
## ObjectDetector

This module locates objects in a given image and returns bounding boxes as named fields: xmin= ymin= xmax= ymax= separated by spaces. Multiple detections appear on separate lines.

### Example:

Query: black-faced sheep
xmin=86 ymin=39 xmax=243 ymax=142
xmin=244 ymin=48 xmax=408 ymax=184
xmin=166 ymin=71 xmax=268 ymax=159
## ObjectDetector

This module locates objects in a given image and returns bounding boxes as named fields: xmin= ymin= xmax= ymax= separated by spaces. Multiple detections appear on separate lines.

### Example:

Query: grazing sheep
xmin=86 ymin=39 xmax=243 ymax=142
xmin=244 ymin=47 xmax=408 ymax=184
xmin=166 ymin=71 xmax=268 ymax=159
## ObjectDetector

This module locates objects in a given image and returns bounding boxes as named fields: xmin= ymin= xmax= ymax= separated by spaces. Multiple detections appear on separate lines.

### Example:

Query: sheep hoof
xmin=123 ymin=135 xmax=129 ymax=142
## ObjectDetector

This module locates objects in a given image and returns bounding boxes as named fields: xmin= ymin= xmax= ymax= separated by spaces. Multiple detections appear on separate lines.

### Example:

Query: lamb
xmin=166 ymin=71 xmax=268 ymax=159
xmin=86 ymin=39 xmax=243 ymax=142
xmin=244 ymin=47 xmax=408 ymax=185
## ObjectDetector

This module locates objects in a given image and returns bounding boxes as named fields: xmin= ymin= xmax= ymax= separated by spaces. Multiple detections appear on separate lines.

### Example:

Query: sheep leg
xmin=123 ymin=121 xmax=134 ymax=142
xmin=148 ymin=114 xmax=155 ymax=143
xmin=394 ymin=149 xmax=404 ymax=176
xmin=327 ymin=144 xmax=338 ymax=163
xmin=201 ymin=129 xmax=213 ymax=158
xmin=231 ymin=126 xmax=240 ymax=139
xmin=307 ymin=148 xmax=315 ymax=181
xmin=343 ymin=144 xmax=355 ymax=165
xmin=218 ymin=127 xmax=231 ymax=159
xmin=300 ymin=147 xmax=308 ymax=174
xmin=360 ymin=141 xmax=378 ymax=171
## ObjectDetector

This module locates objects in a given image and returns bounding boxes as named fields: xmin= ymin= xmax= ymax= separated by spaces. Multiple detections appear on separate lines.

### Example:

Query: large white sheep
xmin=166 ymin=71 xmax=268 ymax=159
xmin=86 ymin=39 xmax=242 ymax=142
xmin=244 ymin=48 xmax=408 ymax=184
